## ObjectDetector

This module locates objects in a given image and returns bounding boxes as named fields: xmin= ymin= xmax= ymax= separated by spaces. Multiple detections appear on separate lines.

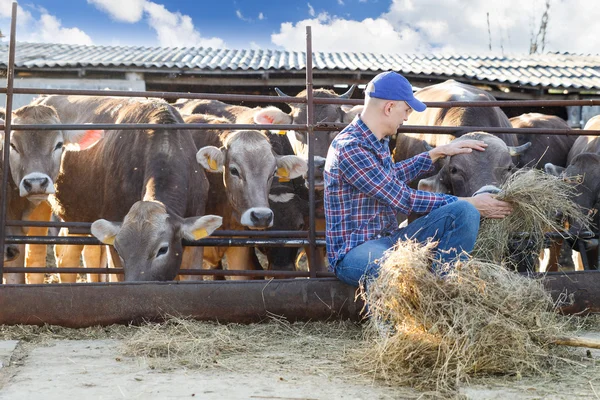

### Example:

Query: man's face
xmin=391 ymin=101 xmax=413 ymax=129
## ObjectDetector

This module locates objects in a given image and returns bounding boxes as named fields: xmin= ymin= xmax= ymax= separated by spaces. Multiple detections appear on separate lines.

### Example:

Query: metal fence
xmin=1 ymin=2 xmax=600 ymax=325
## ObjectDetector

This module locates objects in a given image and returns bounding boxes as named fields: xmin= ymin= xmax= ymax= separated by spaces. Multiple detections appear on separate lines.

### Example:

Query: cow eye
xmin=9 ymin=143 xmax=18 ymax=154
xmin=54 ymin=142 xmax=64 ymax=151
xmin=156 ymin=246 xmax=169 ymax=258
xmin=230 ymin=166 xmax=240 ymax=177
xmin=450 ymin=167 xmax=458 ymax=174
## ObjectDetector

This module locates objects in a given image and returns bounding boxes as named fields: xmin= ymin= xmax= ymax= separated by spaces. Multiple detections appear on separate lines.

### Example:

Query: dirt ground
xmin=1 ymin=321 xmax=600 ymax=399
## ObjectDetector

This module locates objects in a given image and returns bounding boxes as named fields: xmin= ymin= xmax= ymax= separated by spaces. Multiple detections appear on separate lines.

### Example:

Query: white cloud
xmin=308 ymin=3 xmax=315 ymax=17
xmin=272 ymin=0 xmax=600 ymax=55
xmin=25 ymin=14 xmax=93 ymax=45
xmin=143 ymin=2 xmax=226 ymax=48
xmin=272 ymin=13 xmax=425 ymax=53
xmin=338 ymin=0 xmax=345 ymax=5
xmin=87 ymin=0 xmax=146 ymax=23
xmin=258 ymin=12 xmax=265 ymax=20
xmin=236 ymin=10 xmax=249 ymax=22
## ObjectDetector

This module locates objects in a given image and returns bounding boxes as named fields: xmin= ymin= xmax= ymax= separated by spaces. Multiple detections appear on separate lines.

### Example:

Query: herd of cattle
xmin=0 ymin=79 xmax=598 ymax=284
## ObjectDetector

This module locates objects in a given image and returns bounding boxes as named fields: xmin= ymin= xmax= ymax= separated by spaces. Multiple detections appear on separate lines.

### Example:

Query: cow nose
xmin=22 ymin=177 xmax=49 ymax=193
xmin=5 ymin=245 xmax=19 ymax=262
xmin=250 ymin=210 xmax=274 ymax=227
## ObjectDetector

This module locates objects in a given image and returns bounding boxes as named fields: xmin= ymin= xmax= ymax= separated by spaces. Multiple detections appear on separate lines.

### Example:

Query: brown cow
xmin=509 ymin=113 xmax=576 ymax=168
xmin=32 ymin=95 xmax=222 ymax=281
xmin=393 ymin=79 xmax=518 ymax=165
xmin=0 ymin=105 xmax=101 ymax=284
xmin=184 ymin=113 xmax=307 ymax=279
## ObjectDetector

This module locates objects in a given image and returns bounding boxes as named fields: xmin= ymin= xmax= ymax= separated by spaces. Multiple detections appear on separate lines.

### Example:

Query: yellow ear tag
xmin=103 ymin=236 xmax=116 ymax=246
xmin=207 ymin=158 xmax=218 ymax=171
xmin=277 ymin=130 xmax=287 ymax=135
xmin=277 ymin=167 xmax=290 ymax=182
xmin=192 ymin=228 xmax=209 ymax=240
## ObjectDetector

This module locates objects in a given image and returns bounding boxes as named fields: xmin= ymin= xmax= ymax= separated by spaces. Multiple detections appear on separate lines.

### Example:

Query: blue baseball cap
xmin=367 ymin=71 xmax=427 ymax=112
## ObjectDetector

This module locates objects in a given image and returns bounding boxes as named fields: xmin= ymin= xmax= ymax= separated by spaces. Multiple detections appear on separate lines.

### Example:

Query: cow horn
xmin=339 ymin=84 xmax=357 ymax=99
xmin=275 ymin=87 xmax=289 ymax=97
xmin=422 ymin=140 xmax=434 ymax=152
xmin=507 ymin=142 xmax=532 ymax=156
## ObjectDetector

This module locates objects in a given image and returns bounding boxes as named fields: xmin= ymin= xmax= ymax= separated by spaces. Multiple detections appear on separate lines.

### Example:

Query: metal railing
xmin=0 ymin=1 xmax=598 ymax=283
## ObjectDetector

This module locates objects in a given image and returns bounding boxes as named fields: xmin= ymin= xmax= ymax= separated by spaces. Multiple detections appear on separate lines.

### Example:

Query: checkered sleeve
xmin=393 ymin=151 xmax=436 ymax=182
xmin=338 ymin=144 xmax=458 ymax=215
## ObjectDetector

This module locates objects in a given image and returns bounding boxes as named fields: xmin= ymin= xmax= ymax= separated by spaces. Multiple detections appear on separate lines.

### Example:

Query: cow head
xmin=546 ymin=153 xmax=600 ymax=234
xmin=418 ymin=132 xmax=531 ymax=197
xmin=253 ymin=86 xmax=357 ymax=187
xmin=91 ymin=201 xmax=222 ymax=281
xmin=196 ymin=130 xmax=307 ymax=229
xmin=260 ymin=182 xmax=310 ymax=272
xmin=3 ymin=104 xmax=102 ymax=205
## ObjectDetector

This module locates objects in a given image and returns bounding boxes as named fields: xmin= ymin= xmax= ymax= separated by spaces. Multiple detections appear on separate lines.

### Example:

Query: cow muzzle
xmin=20 ymin=172 xmax=55 ymax=198
xmin=241 ymin=207 xmax=274 ymax=229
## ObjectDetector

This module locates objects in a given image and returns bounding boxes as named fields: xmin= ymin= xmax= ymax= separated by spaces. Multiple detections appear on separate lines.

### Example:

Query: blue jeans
xmin=334 ymin=201 xmax=480 ymax=287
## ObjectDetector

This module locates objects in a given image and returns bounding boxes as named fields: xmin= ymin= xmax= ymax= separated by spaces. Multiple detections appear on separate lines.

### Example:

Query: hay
xmin=472 ymin=168 xmax=589 ymax=268
xmin=359 ymin=239 xmax=575 ymax=394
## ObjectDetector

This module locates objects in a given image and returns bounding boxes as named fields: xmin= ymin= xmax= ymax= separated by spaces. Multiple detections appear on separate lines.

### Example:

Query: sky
xmin=0 ymin=0 xmax=597 ymax=55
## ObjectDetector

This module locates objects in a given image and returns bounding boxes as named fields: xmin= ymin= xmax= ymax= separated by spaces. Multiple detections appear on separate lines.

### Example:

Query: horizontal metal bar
xmin=4 ymin=267 xmax=335 ymax=278
xmin=6 ymin=236 xmax=326 ymax=247
xmin=11 ymin=123 xmax=304 ymax=131
xmin=6 ymin=87 xmax=600 ymax=108
xmin=10 ymin=87 xmax=310 ymax=104
xmin=0 ymin=278 xmax=361 ymax=327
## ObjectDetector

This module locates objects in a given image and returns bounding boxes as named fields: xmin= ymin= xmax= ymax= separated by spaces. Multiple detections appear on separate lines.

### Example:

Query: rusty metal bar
xmin=13 ymin=123 xmax=600 ymax=138
xmin=0 ymin=272 xmax=598 ymax=327
xmin=4 ymin=266 xmax=336 ymax=278
xmin=306 ymin=26 xmax=318 ymax=279
xmin=312 ymin=97 xmax=600 ymax=108
xmin=0 ymin=2 xmax=17 ymax=283
xmin=6 ymin=235 xmax=326 ymax=247
xmin=10 ymin=87 xmax=310 ymax=104
xmin=0 ymin=278 xmax=362 ymax=327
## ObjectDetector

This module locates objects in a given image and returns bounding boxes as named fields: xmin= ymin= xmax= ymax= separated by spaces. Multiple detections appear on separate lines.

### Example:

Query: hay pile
xmin=359 ymin=239 xmax=574 ymax=393
xmin=472 ymin=168 xmax=589 ymax=268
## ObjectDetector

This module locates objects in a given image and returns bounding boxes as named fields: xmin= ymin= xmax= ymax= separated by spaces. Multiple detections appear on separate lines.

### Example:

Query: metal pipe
xmin=3 ymin=267 xmax=336 ymax=278
xmin=305 ymin=26 xmax=318 ymax=279
xmin=0 ymin=2 xmax=17 ymax=284
xmin=0 ymin=278 xmax=362 ymax=327
xmin=6 ymin=235 xmax=326 ymax=247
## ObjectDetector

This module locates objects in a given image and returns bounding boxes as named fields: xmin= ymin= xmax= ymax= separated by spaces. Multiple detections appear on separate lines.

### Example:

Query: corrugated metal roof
xmin=2 ymin=42 xmax=600 ymax=90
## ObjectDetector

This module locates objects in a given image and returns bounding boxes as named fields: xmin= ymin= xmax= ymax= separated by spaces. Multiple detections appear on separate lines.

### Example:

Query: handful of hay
xmin=472 ymin=168 xmax=589 ymax=268
xmin=359 ymin=239 xmax=573 ymax=393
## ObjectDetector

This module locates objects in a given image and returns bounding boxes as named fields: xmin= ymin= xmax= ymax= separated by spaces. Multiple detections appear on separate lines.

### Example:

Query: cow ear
xmin=64 ymin=129 xmax=104 ymax=151
xmin=181 ymin=215 xmax=223 ymax=241
xmin=341 ymin=105 xmax=363 ymax=123
xmin=91 ymin=219 xmax=121 ymax=245
xmin=276 ymin=155 xmax=308 ymax=180
xmin=254 ymin=106 xmax=292 ymax=125
xmin=196 ymin=146 xmax=224 ymax=173
xmin=544 ymin=163 xmax=565 ymax=177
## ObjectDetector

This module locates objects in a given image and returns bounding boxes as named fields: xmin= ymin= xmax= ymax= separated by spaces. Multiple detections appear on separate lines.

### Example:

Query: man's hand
xmin=461 ymin=193 xmax=513 ymax=219
xmin=429 ymin=140 xmax=488 ymax=162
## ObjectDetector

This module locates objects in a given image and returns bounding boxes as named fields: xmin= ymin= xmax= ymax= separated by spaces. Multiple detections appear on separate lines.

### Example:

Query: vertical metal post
xmin=305 ymin=26 xmax=317 ymax=278
xmin=0 ymin=2 xmax=18 ymax=283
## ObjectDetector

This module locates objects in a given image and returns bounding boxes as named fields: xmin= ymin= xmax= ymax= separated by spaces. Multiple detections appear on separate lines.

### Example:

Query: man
xmin=324 ymin=71 xmax=513 ymax=287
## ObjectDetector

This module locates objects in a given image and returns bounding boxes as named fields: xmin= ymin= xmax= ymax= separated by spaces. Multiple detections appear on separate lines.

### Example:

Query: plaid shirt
xmin=324 ymin=116 xmax=458 ymax=269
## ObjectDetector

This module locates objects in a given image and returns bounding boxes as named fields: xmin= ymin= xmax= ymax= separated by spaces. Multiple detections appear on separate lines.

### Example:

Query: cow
xmin=418 ymin=132 xmax=529 ymax=197
xmin=184 ymin=113 xmax=307 ymax=279
xmin=509 ymin=113 xmax=576 ymax=169
xmin=31 ymin=95 xmax=222 ymax=282
xmin=545 ymin=115 xmax=600 ymax=270
xmin=251 ymin=87 xmax=360 ymax=189
xmin=393 ymin=79 xmax=518 ymax=166
xmin=0 ymin=105 xmax=102 ymax=284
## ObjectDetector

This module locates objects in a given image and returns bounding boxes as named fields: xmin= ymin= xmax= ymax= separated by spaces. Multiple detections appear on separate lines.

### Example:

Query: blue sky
xmin=0 ymin=0 xmax=598 ymax=54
